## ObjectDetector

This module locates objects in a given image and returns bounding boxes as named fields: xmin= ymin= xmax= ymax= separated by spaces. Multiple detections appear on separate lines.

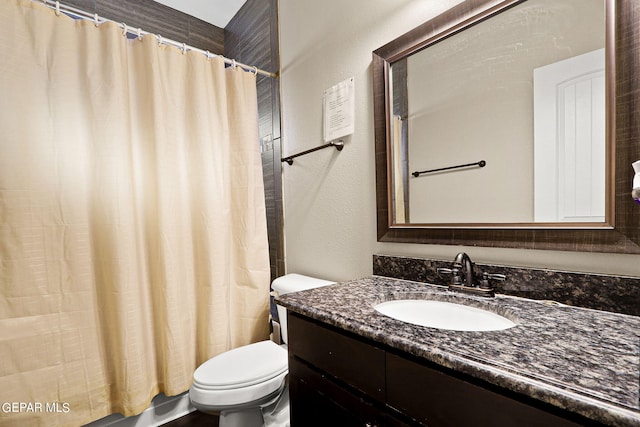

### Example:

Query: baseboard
xmin=83 ymin=392 xmax=195 ymax=427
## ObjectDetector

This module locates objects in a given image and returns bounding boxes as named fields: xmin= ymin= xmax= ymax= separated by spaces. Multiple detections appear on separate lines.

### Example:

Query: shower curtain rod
xmin=35 ymin=0 xmax=278 ymax=79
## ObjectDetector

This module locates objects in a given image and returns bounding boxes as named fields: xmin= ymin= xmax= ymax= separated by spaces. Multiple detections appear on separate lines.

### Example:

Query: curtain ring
xmin=157 ymin=34 xmax=163 ymax=46
xmin=93 ymin=13 xmax=99 ymax=27
xmin=205 ymin=50 xmax=211 ymax=60
xmin=137 ymin=28 xmax=142 ymax=41
xmin=121 ymin=23 xmax=127 ymax=37
xmin=231 ymin=59 xmax=237 ymax=69
xmin=55 ymin=1 xmax=60 ymax=16
xmin=182 ymin=43 xmax=187 ymax=55
xmin=252 ymin=66 xmax=258 ymax=75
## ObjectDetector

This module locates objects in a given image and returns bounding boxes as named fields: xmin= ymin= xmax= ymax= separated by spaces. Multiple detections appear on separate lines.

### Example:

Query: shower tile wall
xmin=226 ymin=0 xmax=283 ymax=283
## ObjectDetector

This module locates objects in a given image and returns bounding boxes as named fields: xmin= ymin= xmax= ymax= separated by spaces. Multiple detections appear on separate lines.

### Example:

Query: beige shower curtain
xmin=0 ymin=0 xmax=270 ymax=425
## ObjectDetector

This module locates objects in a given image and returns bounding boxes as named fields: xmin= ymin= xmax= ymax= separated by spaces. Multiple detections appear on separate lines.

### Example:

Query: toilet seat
xmin=194 ymin=340 xmax=287 ymax=389
xmin=190 ymin=340 xmax=288 ymax=407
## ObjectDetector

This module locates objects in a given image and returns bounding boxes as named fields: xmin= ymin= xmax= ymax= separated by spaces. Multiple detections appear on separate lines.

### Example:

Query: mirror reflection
xmin=389 ymin=0 xmax=606 ymax=225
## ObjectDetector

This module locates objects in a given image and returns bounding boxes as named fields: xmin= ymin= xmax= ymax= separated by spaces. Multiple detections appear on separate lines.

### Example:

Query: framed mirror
xmin=373 ymin=0 xmax=640 ymax=253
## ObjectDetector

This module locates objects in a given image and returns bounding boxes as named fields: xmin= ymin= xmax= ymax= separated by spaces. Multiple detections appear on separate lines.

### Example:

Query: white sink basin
xmin=374 ymin=299 xmax=517 ymax=331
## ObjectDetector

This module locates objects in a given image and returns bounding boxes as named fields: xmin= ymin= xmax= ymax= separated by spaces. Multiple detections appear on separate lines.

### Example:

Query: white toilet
xmin=189 ymin=274 xmax=334 ymax=427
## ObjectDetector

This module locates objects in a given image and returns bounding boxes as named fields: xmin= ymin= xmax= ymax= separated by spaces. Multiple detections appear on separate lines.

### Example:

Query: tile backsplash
xmin=373 ymin=255 xmax=640 ymax=316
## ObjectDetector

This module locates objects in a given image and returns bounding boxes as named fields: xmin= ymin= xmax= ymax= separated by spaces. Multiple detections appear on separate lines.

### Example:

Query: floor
xmin=160 ymin=410 xmax=219 ymax=427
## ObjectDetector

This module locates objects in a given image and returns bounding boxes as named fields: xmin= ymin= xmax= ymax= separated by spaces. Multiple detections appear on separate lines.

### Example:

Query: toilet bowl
xmin=189 ymin=274 xmax=334 ymax=427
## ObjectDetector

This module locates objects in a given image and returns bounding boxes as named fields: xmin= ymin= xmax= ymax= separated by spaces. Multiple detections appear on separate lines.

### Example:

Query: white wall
xmin=278 ymin=0 xmax=640 ymax=282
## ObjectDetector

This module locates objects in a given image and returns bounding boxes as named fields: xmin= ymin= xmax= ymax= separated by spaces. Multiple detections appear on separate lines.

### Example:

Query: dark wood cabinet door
xmin=289 ymin=356 xmax=388 ymax=427
xmin=287 ymin=312 xmax=386 ymax=402
xmin=386 ymin=352 xmax=597 ymax=427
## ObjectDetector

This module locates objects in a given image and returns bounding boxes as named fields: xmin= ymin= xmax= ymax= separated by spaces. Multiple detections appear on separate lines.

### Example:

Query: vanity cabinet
xmin=287 ymin=312 xmax=410 ymax=427
xmin=287 ymin=312 xmax=601 ymax=427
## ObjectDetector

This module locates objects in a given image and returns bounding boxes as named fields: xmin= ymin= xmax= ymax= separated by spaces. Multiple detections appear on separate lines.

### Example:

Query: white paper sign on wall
xmin=323 ymin=77 xmax=355 ymax=143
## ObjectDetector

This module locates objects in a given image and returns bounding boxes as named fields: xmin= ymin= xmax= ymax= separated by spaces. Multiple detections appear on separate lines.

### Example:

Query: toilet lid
xmin=193 ymin=340 xmax=288 ymax=389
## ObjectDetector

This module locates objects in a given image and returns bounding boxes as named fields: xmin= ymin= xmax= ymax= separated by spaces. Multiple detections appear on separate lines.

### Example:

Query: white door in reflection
xmin=534 ymin=48 xmax=606 ymax=222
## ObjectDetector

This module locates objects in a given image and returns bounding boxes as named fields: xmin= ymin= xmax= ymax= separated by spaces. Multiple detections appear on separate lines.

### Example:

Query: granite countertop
xmin=276 ymin=276 xmax=640 ymax=427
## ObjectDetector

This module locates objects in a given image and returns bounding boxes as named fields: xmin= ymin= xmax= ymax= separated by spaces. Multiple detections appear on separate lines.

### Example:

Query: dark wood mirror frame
xmin=373 ymin=0 xmax=640 ymax=254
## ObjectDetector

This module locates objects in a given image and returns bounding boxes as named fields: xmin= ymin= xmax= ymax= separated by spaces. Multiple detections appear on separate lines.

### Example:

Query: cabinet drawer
xmin=386 ymin=352 xmax=588 ymax=427
xmin=288 ymin=312 xmax=386 ymax=402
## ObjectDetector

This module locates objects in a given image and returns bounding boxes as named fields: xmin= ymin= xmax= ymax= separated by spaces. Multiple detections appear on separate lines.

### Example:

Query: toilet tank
xmin=271 ymin=274 xmax=335 ymax=344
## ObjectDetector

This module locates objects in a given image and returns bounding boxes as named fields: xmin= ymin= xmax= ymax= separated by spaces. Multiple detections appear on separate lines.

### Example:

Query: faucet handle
xmin=479 ymin=272 xmax=505 ymax=289
xmin=437 ymin=267 xmax=462 ymax=285
xmin=484 ymin=273 xmax=506 ymax=281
